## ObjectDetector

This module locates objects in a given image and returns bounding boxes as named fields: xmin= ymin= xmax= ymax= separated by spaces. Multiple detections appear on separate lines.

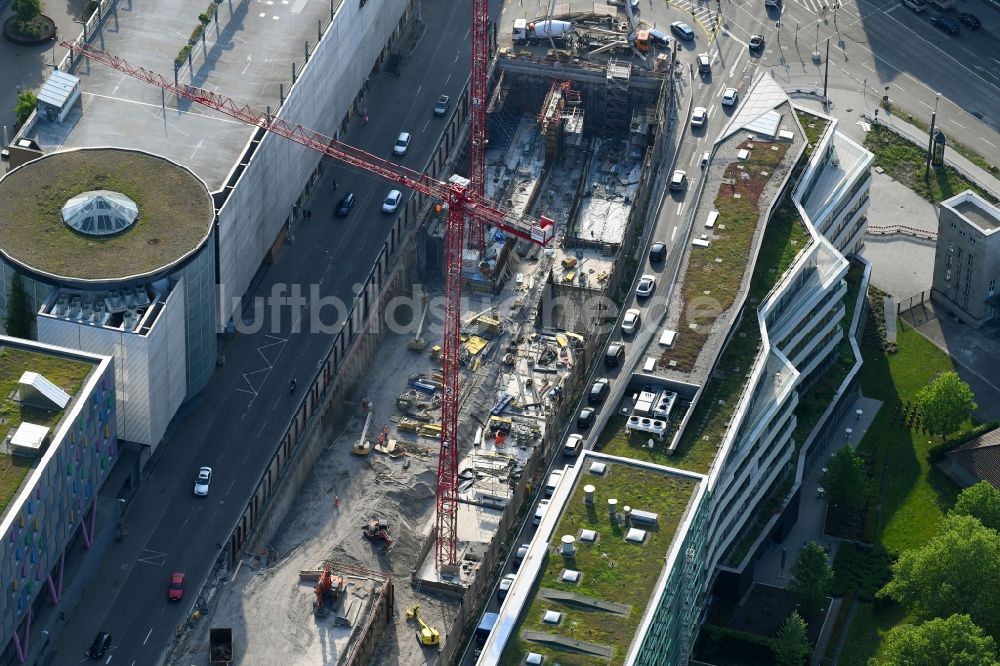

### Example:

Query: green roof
xmin=0 ymin=149 xmax=214 ymax=281
xmin=0 ymin=345 xmax=95 ymax=517
xmin=501 ymin=459 xmax=700 ymax=666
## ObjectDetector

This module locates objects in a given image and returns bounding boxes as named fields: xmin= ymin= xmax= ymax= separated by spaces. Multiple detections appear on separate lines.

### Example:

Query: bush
xmin=14 ymin=90 xmax=36 ymax=128
xmin=174 ymin=45 xmax=192 ymax=68
xmin=832 ymin=543 xmax=894 ymax=601
xmin=928 ymin=421 xmax=1000 ymax=462
xmin=12 ymin=0 xmax=43 ymax=26
xmin=189 ymin=24 xmax=204 ymax=44
xmin=695 ymin=623 xmax=777 ymax=663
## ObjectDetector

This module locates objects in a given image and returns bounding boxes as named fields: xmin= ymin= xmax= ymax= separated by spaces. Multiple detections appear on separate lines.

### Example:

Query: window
xmin=990 ymin=279 xmax=996 ymax=296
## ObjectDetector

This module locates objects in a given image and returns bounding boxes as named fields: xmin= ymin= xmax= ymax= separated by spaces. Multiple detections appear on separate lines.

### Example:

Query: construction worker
xmin=335 ymin=495 xmax=341 ymax=509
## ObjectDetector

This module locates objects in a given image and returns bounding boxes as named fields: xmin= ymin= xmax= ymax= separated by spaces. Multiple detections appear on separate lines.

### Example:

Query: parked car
xmin=670 ymin=21 xmax=695 ymax=41
xmin=433 ymin=95 xmax=450 ymax=116
xmin=690 ymin=106 xmax=708 ymax=128
xmin=901 ymin=0 xmax=926 ymax=11
xmin=649 ymin=241 xmax=667 ymax=262
xmin=334 ymin=192 xmax=355 ymax=217
xmin=956 ymin=12 xmax=980 ymax=29
xmin=749 ymin=34 xmax=765 ymax=51
xmin=930 ymin=15 xmax=959 ymax=34
xmin=544 ymin=469 xmax=564 ymax=497
xmin=648 ymin=29 xmax=670 ymax=46
xmin=533 ymin=499 xmax=550 ymax=525
xmin=168 ymin=572 xmax=185 ymax=601
xmin=621 ymin=308 xmax=641 ymax=335
xmin=88 ymin=632 xmax=112 ymax=659
xmin=589 ymin=378 xmax=610 ymax=404
xmin=670 ymin=170 xmax=687 ymax=191
xmin=382 ymin=189 xmax=403 ymax=214
xmin=193 ymin=466 xmax=212 ymax=496
xmin=577 ymin=408 xmax=595 ymax=430
xmin=498 ymin=573 xmax=517 ymax=599
xmin=636 ymin=275 xmax=656 ymax=298
xmin=722 ymin=87 xmax=739 ymax=106
xmin=393 ymin=131 xmax=411 ymax=156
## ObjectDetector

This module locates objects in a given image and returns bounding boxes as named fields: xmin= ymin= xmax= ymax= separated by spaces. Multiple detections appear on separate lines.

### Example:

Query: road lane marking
xmin=671 ymin=226 xmax=678 ymax=242
xmin=983 ymin=139 xmax=998 ymax=149
xmin=950 ymin=120 xmax=966 ymax=129
xmin=918 ymin=99 xmax=933 ymax=110
xmin=143 ymin=627 xmax=153 ymax=645
xmin=677 ymin=202 xmax=684 ymax=215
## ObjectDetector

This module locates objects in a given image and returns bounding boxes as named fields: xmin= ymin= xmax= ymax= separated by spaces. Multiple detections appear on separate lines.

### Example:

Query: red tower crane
xmin=60 ymin=43 xmax=554 ymax=568
xmin=469 ymin=0 xmax=490 ymax=253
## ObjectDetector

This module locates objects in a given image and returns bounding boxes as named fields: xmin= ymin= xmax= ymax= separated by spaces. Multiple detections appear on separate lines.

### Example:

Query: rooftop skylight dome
xmin=61 ymin=190 xmax=139 ymax=236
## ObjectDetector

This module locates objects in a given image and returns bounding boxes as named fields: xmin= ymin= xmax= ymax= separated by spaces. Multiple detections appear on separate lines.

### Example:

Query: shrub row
xmin=928 ymin=421 xmax=1000 ymax=463
xmin=175 ymin=1 xmax=220 ymax=68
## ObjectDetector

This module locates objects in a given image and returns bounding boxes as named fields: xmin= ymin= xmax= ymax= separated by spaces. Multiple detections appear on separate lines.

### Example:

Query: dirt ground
xmin=176 ymin=329 xmax=462 ymax=665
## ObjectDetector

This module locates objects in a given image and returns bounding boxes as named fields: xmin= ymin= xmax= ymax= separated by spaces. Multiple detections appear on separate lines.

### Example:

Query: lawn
xmin=863 ymin=124 xmax=999 ymax=205
xmin=883 ymin=102 xmax=998 ymax=175
xmin=500 ymin=461 xmax=699 ymax=666
xmin=837 ymin=601 xmax=909 ymax=666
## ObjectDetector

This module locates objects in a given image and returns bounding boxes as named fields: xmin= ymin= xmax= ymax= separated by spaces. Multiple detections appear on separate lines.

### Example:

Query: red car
xmin=168 ymin=572 xmax=185 ymax=601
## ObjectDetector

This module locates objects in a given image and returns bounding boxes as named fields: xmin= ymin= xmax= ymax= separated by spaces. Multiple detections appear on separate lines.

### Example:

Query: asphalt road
xmin=48 ymin=0 xmax=477 ymax=663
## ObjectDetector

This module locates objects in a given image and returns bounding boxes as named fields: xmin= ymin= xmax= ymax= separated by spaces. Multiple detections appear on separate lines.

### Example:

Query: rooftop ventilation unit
xmin=105 ymin=291 xmax=125 ymax=313
xmin=51 ymin=293 xmax=69 ymax=317
xmin=625 ymin=527 xmax=647 ymax=543
xmin=579 ymin=529 xmax=597 ymax=543
xmin=630 ymin=509 xmax=659 ymax=526
xmin=589 ymin=462 xmax=607 ymax=476
xmin=607 ymin=498 xmax=618 ymax=516
xmin=542 ymin=610 xmax=562 ymax=625
xmin=123 ymin=289 xmax=137 ymax=309
xmin=560 ymin=535 xmax=577 ymax=556
xmin=560 ymin=570 xmax=581 ymax=583
xmin=135 ymin=288 xmax=151 ymax=308
xmin=584 ymin=484 xmax=596 ymax=505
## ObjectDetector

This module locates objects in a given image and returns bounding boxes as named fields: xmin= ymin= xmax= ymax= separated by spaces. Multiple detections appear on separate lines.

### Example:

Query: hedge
xmin=928 ymin=421 xmax=1000 ymax=463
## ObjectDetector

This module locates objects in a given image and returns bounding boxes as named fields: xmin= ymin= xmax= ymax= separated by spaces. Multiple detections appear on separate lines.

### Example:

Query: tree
xmin=5 ymin=273 xmax=33 ymax=339
xmin=12 ymin=0 xmax=43 ymax=26
xmin=870 ymin=614 xmax=1000 ymax=666
xmin=822 ymin=445 xmax=871 ymax=510
xmin=952 ymin=481 xmax=1000 ymax=533
xmin=914 ymin=371 xmax=977 ymax=439
xmin=878 ymin=515 xmax=1000 ymax=639
xmin=14 ymin=90 xmax=36 ymax=128
xmin=774 ymin=611 xmax=811 ymax=666
xmin=789 ymin=541 xmax=832 ymax=617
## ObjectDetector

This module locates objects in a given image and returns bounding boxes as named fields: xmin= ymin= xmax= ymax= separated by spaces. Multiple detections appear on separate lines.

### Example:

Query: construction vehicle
xmin=405 ymin=604 xmax=441 ymax=646
xmin=512 ymin=19 xmax=574 ymax=44
xmin=65 ymin=38 xmax=555 ymax=572
xmin=209 ymin=627 xmax=234 ymax=665
xmin=362 ymin=518 xmax=392 ymax=545
xmin=313 ymin=567 xmax=347 ymax=617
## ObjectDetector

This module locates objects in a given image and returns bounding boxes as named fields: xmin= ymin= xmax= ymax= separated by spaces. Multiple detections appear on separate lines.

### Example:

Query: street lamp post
xmin=925 ymin=92 xmax=941 ymax=179
xmin=813 ymin=20 xmax=821 ymax=61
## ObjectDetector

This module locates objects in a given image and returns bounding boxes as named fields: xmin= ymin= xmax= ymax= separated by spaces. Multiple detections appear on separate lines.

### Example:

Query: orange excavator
xmin=313 ymin=566 xmax=346 ymax=617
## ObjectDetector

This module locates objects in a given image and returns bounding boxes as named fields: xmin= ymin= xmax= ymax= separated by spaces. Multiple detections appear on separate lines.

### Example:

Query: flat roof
xmin=949 ymin=194 xmax=1000 ymax=233
xmin=800 ymin=131 xmax=871 ymax=224
xmin=496 ymin=456 xmax=700 ymax=665
xmin=0 ymin=149 xmax=214 ymax=281
xmin=30 ymin=0 xmax=340 ymax=190
xmin=0 ymin=343 xmax=96 ymax=517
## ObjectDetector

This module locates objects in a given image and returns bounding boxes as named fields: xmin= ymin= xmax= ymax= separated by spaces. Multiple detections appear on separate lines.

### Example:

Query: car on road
xmin=88 ymin=632 xmax=112 ymax=659
xmin=956 ymin=12 xmax=980 ymax=29
xmin=930 ymin=15 xmax=959 ymax=35
xmin=433 ymin=95 xmax=450 ymax=116
xmin=393 ymin=131 xmax=411 ymax=156
xmin=514 ymin=543 xmax=530 ymax=567
xmin=670 ymin=170 xmax=687 ymax=191
xmin=605 ymin=342 xmax=625 ymax=367
xmin=690 ymin=106 xmax=708 ymax=128
xmin=589 ymin=378 xmax=610 ymax=404
xmin=193 ymin=466 xmax=212 ymax=496
xmin=670 ymin=21 xmax=695 ymax=41
xmin=564 ymin=433 xmax=584 ymax=456
xmin=697 ymin=53 xmax=711 ymax=73
xmin=700 ymin=151 xmax=711 ymax=168
xmin=577 ymin=408 xmax=595 ymax=430
xmin=545 ymin=469 xmax=564 ymax=497
xmin=622 ymin=308 xmax=641 ymax=335
xmin=533 ymin=499 xmax=550 ymax=525
xmin=168 ymin=572 xmax=185 ymax=601
xmin=902 ymin=0 xmax=926 ymax=11
xmin=648 ymin=29 xmax=670 ymax=46
xmin=334 ymin=191 xmax=355 ymax=217
xmin=636 ymin=274 xmax=656 ymax=298
xmin=649 ymin=241 xmax=667 ymax=262
xmin=498 ymin=573 xmax=517 ymax=599
xmin=382 ymin=189 xmax=402 ymax=214
xmin=722 ymin=87 xmax=739 ymax=106
xmin=749 ymin=34 xmax=765 ymax=51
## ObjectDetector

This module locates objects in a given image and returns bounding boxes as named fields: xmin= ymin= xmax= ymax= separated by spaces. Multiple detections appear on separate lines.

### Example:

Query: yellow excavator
xmin=405 ymin=604 xmax=440 ymax=647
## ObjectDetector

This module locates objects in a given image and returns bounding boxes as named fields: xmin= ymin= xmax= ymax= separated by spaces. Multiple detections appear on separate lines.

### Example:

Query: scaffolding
xmin=604 ymin=59 xmax=631 ymax=135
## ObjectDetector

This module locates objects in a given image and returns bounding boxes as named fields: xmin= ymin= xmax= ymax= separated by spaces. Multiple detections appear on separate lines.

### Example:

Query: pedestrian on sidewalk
xmin=335 ymin=495 xmax=341 ymax=510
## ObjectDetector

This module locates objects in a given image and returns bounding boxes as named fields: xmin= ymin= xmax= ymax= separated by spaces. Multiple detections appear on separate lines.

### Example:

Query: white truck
xmin=512 ymin=19 xmax=575 ymax=44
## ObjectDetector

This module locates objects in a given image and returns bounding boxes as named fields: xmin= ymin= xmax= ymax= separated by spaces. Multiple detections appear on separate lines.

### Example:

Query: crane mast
xmin=469 ymin=0 xmax=490 ymax=253
xmin=62 ymin=42 xmax=552 ymax=570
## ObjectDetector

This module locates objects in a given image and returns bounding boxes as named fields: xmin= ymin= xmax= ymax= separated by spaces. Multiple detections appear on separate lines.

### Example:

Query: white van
xmin=544 ymin=470 xmax=564 ymax=497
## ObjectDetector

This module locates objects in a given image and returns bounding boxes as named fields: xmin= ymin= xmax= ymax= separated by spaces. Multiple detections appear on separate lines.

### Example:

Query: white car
xmin=670 ymin=170 xmax=687 ymax=191
xmin=690 ymin=106 xmax=707 ymax=128
xmin=636 ymin=275 xmax=656 ymax=298
xmin=498 ymin=573 xmax=517 ymax=599
xmin=514 ymin=543 xmax=530 ymax=567
xmin=722 ymin=87 xmax=739 ymax=106
xmin=393 ymin=131 xmax=411 ymax=156
xmin=193 ymin=466 xmax=212 ymax=496
xmin=622 ymin=308 xmax=641 ymax=334
xmin=700 ymin=151 xmax=711 ymax=168
xmin=533 ymin=499 xmax=550 ymax=526
xmin=382 ymin=189 xmax=402 ymax=214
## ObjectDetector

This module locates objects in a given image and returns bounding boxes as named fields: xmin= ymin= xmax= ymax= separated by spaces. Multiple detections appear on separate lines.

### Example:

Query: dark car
xmin=433 ymin=95 xmax=450 ymax=117
xmin=956 ymin=12 xmax=980 ymax=29
xmin=88 ymin=632 xmax=112 ymax=659
xmin=649 ymin=241 xmax=667 ymax=262
xmin=589 ymin=378 xmax=610 ymax=404
xmin=605 ymin=342 xmax=625 ymax=368
xmin=670 ymin=21 xmax=695 ymax=41
xmin=648 ymin=29 xmax=670 ymax=46
xmin=930 ymin=16 xmax=960 ymax=34
xmin=334 ymin=192 xmax=355 ymax=217
xmin=577 ymin=407 xmax=595 ymax=429
xmin=749 ymin=34 xmax=765 ymax=51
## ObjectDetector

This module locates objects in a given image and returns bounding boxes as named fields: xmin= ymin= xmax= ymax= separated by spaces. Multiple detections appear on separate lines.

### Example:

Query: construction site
xmin=161 ymin=1 xmax=685 ymax=665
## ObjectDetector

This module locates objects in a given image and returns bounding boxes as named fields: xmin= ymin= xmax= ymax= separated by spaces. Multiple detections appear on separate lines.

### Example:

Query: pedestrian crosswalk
xmin=786 ymin=0 xmax=832 ymax=15
xmin=669 ymin=0 xmax=722 ymax=37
